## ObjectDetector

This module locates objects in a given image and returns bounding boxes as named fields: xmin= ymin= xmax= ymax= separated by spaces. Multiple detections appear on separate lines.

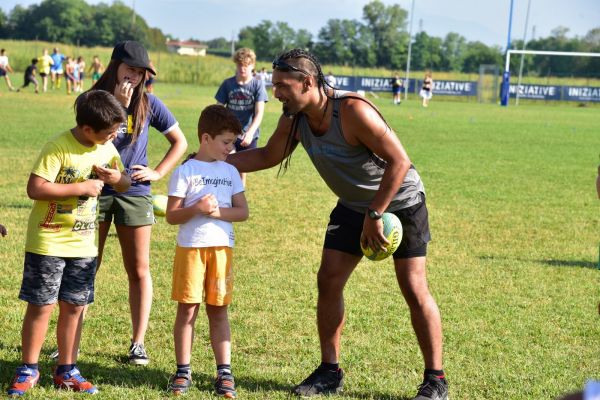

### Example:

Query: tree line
xmin=1 ymin=0 xmax=599 ymax=77
xmin=0 ymin=0 xmax=167 ymax=50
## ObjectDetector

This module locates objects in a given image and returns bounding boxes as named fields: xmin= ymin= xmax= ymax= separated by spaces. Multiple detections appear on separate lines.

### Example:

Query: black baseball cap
xmin=111 ymin=41 xmax=156 ymax=75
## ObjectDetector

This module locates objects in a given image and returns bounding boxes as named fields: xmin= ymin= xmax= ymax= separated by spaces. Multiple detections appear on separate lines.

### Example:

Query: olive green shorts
xmin=98 ymin=195 xmax=155 ymax=226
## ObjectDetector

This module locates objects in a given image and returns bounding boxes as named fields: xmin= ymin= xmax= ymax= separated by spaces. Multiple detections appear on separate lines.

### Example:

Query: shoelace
xmin=131 ymin=343 xmax=146 ymax=357
xmin=16 ymin=374 xmax=32 ymax=383
xmin=15 ymin=368 xmax=35 ymax=382
xmin=63 ymin=369 xmax=87 ymax=382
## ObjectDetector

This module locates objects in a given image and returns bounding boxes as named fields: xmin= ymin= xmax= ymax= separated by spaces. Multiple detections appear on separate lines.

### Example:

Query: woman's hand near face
xmin=114 ymin=78 xmax=134 ymax=108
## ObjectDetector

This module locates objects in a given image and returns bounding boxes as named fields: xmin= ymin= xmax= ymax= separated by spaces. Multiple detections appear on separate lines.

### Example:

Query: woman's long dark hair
xmin=274 ymin=49 xmax=393 ymax=176
xmin=90 ymin=59 xmax=150 ymax=144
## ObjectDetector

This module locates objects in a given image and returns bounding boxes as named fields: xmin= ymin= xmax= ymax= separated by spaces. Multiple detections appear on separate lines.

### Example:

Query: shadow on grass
xmin=536 ymin=259 xmax=598 ymax=269
xmin=0 ymin=343 xmax=411 ymax=398
xmin=0 ymin=356 xmax=168 ymax=391
xmin=478 ymin=255 xmax=598 ymax=270
xmin=0 ymin=352 xmax=413 ymax=399
xmin=339 ymin=391 xmax=412 ymax=400
xmin=4 ymin=202 xmax=30 ymax=210
xmin=198 ymin=374 xmax=292 ymax=395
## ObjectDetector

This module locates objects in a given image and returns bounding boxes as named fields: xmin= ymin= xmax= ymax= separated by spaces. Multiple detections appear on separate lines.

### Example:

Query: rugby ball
xmin=152 ymin=194 xmax=168 ymax=217
xmin=360 ymin=212 xmax=403 ymax=261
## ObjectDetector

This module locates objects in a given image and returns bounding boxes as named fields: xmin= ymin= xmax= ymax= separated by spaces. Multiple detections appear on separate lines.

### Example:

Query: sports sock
xmin=56 ymin=364 xmax=76 ymax=375
xmin=22 ymin=363 xmax=38 ymax=370
xmin=176 ymin=364 xmax=191 ymax=374
xmin=217 ymin=364 xmax=231 ymax=376
xmin=424 ymin=368 xmax=445 ymax=380
xmin=319 ymin=362 xmax=339 ymax=372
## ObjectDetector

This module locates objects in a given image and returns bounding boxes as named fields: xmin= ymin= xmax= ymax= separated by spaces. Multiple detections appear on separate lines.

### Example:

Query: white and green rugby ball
xmin=152 ymin=194 xmax=168 ymax=217
xmin=360 ymin=212 xmax=403 ymax=261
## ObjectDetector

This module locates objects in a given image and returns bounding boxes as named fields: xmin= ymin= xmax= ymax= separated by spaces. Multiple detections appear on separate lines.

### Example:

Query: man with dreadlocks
xmin=226 ymin=48 xmax=448 ymax=400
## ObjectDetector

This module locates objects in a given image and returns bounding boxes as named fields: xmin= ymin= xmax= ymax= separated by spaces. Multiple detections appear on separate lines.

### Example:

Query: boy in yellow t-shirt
xmin=7 ymin=90 xmax=131 ymax=397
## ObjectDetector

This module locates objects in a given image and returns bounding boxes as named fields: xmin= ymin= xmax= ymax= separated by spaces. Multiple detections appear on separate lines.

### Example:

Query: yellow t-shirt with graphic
xmin=25 ymin=130 xmax=123 ymax=257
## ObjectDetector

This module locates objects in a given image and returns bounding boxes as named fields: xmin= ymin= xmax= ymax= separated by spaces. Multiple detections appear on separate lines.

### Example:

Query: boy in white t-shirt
xmin=165 ymin=105 xmax=248 ymax=398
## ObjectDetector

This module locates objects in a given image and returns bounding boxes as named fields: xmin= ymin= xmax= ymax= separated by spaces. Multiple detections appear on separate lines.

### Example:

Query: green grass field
xmin=0 ymin=84 xmax=598 ymax=399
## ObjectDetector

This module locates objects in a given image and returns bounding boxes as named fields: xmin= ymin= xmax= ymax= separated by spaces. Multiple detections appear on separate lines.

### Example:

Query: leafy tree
xmin=362 ymin=0 xmax=408 ymax=68
xmin=295 ymin=29 xmax=313 ymax=51
xmin=314 ymin=18 xmax=375 ymax=67
xmin=6 ymin=5 xmax=37 ymax=40
xmin=0 ymin=9 xmax=7 ymax=37
xmin=238 ymin=20 xmax=313 ymax=61
xmin=1 ymin=0 xmax=164 ymax=50
xmin=238 ymin=20 xmax=272 ymax=58
xmin=206 ymin=37 xmax=230 ymax=50
xmin=32 ymin=0 xmax=90 ymax=44
xmin=527 ymin=28 xmax=590 ymax=77
xmin=508 ymin=39 xmax=537 ymax=77
xmin=410 ymin=31 xmax=443 ymax=71
xmin=583 ymin=27 xmax=600 ymax=47
xmin=440 ymin=32 xmax=467 ymax=71
xmin=237 ymin=26 xmax=257 ymax=51
xmin=461 ymin=41 xmax=502 ymax=73
xmin=269 ymin=22 xmax=297 ymax=55
xmin=583 ymin=27 xmax=600 ymax=77
xmin=314 ymin=19 xmax=356 ymax=65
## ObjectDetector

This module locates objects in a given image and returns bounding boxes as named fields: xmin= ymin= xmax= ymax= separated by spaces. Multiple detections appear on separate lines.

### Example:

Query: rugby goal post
xmin=501 ymin=49 xmax=600 ymax=106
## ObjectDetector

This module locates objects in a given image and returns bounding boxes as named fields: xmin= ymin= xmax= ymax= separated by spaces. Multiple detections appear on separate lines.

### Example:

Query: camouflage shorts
xmin=19 ymin=252 xmax=97 ymax=306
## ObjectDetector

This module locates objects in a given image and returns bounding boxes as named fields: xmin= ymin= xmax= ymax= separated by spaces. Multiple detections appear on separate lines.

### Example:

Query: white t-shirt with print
xmin=168 ymin=159 xmax=244 ymax=248
xmin=0 ymin=55 xmax=9 ymax=69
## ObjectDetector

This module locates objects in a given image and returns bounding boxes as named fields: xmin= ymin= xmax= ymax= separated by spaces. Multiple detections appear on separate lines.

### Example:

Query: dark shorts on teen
xmin=234 ymin=136 xmax=258 ymax=153
xmin=23 ymin=75 xmax=37 ymax=87
xmin=19 ymin=252 xmax=97 ymax=305
xmin=97 ymin=194 xmax=155 ymax=226
xmin=324 ymin=192 xmax=431 ymax=259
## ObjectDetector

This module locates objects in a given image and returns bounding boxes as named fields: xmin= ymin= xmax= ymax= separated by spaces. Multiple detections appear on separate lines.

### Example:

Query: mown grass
xmin=0 ymin=84 xmax=598 ymax=399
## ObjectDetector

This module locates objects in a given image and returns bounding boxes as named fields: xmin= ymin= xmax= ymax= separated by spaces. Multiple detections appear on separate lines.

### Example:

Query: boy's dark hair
xmin=198 ymin=105 xmax=242 ymax=139
xmin=74 ymin=90 xmax=126 ymax=132
xmin=31 ymin=58 xmax=38 ymax=64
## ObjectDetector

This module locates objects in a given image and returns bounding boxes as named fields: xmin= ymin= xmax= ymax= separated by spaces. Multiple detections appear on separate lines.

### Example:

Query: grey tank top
xmin=298 ymin=94 xmax=424 ymax=213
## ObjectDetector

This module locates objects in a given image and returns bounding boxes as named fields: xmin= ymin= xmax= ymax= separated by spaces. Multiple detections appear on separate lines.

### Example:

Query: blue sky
xmin=2 ymin=0 xmax=599 ymax=49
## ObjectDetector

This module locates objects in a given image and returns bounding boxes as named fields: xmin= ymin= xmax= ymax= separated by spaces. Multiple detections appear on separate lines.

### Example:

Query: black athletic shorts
xmin=324 ymin=193 xmax=431 ymax=259
xmin=234 ymin=136 xmax=258 ymax=153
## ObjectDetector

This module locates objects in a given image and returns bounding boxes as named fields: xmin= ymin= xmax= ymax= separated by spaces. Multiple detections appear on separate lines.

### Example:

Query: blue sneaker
xmin=7 ymin=366 xmax=40 ymax=397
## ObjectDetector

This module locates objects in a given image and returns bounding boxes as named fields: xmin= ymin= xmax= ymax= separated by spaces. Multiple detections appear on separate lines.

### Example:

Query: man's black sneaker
xmin=413 ymin=374 xmax=448 ymax=400
xmin=292 ymin=366 xmax=344 ymax=396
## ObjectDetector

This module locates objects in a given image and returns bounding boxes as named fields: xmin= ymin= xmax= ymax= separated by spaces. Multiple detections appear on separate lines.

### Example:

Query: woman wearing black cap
xmin=91 ymin=41 xmax=187 ymax=365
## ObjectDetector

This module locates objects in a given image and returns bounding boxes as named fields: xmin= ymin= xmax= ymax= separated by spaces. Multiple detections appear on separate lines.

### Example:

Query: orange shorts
xmin=171 ymin=246 xmax=233 ymax=306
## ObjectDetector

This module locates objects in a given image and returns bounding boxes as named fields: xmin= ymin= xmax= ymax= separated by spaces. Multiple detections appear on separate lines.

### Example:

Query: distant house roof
xmin=166 ymin=40 xmax=207 ymax=49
